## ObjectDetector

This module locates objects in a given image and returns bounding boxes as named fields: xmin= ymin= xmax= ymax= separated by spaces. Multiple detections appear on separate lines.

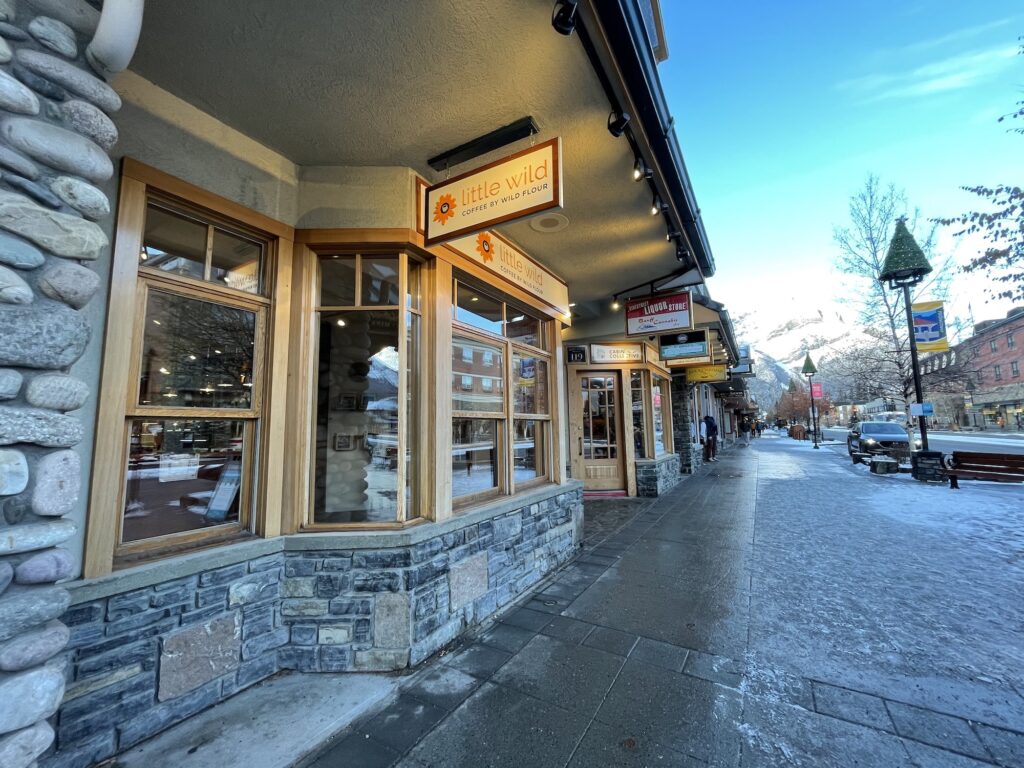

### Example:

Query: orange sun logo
xmin=476 ymin=232 xmax=494 ymax=262
xmin=433 ymin=193 xmax=456 ymax=225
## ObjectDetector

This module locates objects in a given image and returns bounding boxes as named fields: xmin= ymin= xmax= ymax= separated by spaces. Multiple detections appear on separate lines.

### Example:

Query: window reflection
xmin=452 ymin=337 xmax=504 ymax=413
xmin=139 ymin=291 xmax=256 ymax=409
xmin=313 ymin=311 xmax=400 ymax=523
xmin=455 ymin=282 xmax=503 ymax=335
xmin=211 ymin=228 xmax=263 ymax=294
xmin=512 ymin=354 xmax=548 ymax=415
xmin=514 ymin=420 xmax=544 ymax=483
xmin=140 ymin=204 xmax=206 ymax=280
xmin=122 ymin=418 xmax=244 ymax=543
xmin=452 ymin=418 xmax=498 ymax=497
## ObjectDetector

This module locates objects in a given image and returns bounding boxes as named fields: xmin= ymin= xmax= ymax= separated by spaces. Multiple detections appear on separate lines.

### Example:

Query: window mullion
xmin=203 ymin=224 xmax=214 ymax=281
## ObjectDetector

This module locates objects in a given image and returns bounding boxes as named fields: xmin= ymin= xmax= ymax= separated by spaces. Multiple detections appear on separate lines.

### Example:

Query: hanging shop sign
xmin=446 ymin=229 xmax=570 ymax=317
xmin=659 ymin=329 xmax=709 ymax=363
xmin=625 ymin=291 xmax=692 ymax=337
xmin=566 ymin=345 xmax=588 ymax=364
xmin=591 ymin=343 xmax=644 ymax=363
xmin=911 ymin=301 xmax=949 ymax=352
xmin=425 ymin=138 xmax=563 ymax=247
xmin=811 ymin=383 xmax=823 ymax=399
xmin=685 ymin=364 xmax=728 ymax=383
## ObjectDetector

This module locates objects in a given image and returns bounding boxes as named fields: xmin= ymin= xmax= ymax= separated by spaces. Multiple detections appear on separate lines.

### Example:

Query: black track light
xmin=607 ymin=110 xmax=631 ymax=138
xmin=632 ymin=157 xmax=652 ymax=182
xmin=666 ymin=228 xmax=681 ymax=242
xmin=650 ymin=195 xmax=666 ymax=216
xmin=551 ymin=1 xmax=578 ymax=36
xmin=676 ymin=246 xmax=691 ymax=262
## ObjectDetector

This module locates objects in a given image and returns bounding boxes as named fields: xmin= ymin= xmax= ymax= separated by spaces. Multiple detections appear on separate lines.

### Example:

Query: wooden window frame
xmin=85 ymin=160 xmax=295 ymax=578
xmin=450 ymin=274 xmax=556 ymax=510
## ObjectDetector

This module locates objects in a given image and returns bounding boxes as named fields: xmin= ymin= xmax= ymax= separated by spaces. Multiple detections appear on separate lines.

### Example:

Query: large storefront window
xmin=451 ymin=274 xmax=552 ymax=505
xmin=631 ymin=370 xmax=647 ymax=459
xmin=119 ymin=198 xmax=269 ymax=555
xmin=312 ymin=254 xmax=421 ymax=524
xmin=652 ymin=375 xmax=670 ymax=455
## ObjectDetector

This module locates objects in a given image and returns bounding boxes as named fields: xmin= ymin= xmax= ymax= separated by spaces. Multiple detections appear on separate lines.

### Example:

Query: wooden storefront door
xmin=571 ymin=371 xmax=625 ymax=491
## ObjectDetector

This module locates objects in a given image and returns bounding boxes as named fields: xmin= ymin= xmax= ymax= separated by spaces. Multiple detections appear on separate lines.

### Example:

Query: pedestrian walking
xmin=702 ymin=415 xmax=718 ymax=461
xmin=741 ymin=418 xmax=751 ymax=446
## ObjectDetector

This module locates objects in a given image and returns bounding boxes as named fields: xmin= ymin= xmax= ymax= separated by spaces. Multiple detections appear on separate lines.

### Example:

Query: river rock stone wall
xmin=0 ymin=2 xmax=114 ymax=767
xmin=42 ymin=487 xmax=581 ymax=767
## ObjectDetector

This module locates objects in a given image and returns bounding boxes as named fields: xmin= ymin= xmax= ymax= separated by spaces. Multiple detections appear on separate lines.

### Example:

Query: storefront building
xmin=0 ymin=2 xmax=743 ymax=765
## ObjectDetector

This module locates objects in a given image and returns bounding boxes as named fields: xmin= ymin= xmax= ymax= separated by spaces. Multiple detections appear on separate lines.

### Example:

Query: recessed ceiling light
xmin=529 ymin=213 xmax=569 ymax=233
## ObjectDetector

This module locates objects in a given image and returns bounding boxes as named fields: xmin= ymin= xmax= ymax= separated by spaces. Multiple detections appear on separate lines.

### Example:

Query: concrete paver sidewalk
xmin=306 ymin=440 xmax=1024 ymax=768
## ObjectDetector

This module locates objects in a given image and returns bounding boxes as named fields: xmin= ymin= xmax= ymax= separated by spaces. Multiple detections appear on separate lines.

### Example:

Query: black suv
xmin=848 ymin=421 xmax=921 ymax=462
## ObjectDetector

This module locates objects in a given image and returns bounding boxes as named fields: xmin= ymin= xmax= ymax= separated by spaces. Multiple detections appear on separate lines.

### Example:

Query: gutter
xmin=579 ymin=0 xmax=716 ymax=278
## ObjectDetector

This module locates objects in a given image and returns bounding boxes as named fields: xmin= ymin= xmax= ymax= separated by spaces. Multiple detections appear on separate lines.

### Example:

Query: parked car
xmin=847 ymin=421 xmax=922 ymax=462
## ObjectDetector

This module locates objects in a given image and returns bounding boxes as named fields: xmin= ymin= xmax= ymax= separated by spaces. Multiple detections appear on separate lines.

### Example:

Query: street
xmin=822 ymin=427 xmax=1024 ymax=457
xmin=307 ymin=435 xmax=1024 ymax=767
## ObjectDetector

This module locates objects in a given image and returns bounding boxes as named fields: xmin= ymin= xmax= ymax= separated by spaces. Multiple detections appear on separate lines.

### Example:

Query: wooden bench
xmin=945 ymin=451 xmax=1024 ymax=489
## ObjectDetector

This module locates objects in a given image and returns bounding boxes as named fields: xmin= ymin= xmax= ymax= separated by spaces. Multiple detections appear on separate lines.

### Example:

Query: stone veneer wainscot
xmin=41 ymin=483 xmax=582 ymax=768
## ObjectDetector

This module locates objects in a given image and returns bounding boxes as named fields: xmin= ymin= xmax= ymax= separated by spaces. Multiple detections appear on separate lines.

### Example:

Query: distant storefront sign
xmin=425 ymin=138 xmax=563 ymax=247
xmin=810 ymin=382 xmax=823 ymax=399
xmin=659 ymin=329 xmax=709 ymax=363
xmin=625 ymin=290 xmax=692 ymax=337
xmin=591 ymin=344 xmax=644 ymax=363
xmin=446 ymin=229 xmax=570 ymax=318
xmin=685 ymin=364 xmax=728 ymax=383
xmin=911 ymin=301 xmax=949 ymax=352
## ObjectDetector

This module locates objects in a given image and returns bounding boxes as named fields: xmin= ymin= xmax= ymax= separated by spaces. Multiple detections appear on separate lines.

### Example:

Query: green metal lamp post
xmin=801 ymin=352 xmax=819 ymax=449
xmin=878 ymin=218 xmax=932 ymax=451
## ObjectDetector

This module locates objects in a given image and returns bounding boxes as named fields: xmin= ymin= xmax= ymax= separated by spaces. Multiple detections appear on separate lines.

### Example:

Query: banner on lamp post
xmin=911 ymin=301 xmax=950 ymax=352
xmin=810 ymin=382 xmax=823 ymax=399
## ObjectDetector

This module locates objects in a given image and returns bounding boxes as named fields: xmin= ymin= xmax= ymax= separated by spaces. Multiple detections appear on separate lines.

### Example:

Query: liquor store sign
xmin=626 ymin=291 xmax=692 ymax=336
xmin=425 ymin=138 xmax=563 ymax=247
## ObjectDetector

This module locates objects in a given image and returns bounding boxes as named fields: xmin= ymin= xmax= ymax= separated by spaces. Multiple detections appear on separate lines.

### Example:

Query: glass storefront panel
xmin=361 ymin=255 xmax=400 ymax=306
xmin=631 ymin=370 xmax=647 ymax=459
xmin=653 ymin=375 xmax=667 ymax=455
xmin=405 ymin=311 xmax=420 ymax=519
xmin=506 ymin=310 xmax=545 ymax=349
xmin=513 ymin=419 xmax=545 ymax=484
xmin=210 ymin=228 xmax=264 ymax=294
xmin=313 ymin=311 xmax=400 ymax=523
xmin=455 ymin=282 xmax=503 ymax=335
xmin=138 ymin=290 xmax=256 ymax=409
xmin=140 ymin=204 xmax=207 ymax=280
xmin=452 ymin=336 xmax=504 ymax=413
xmin=512 ymin=355 xmax=549 ymax=415
xmin=122 ymin=417 xmax=245 ymax=543
xmin=319 ymin=255 xmax=357 ymax=306
xmin=452 ymin=418 xmax=499 ymax=498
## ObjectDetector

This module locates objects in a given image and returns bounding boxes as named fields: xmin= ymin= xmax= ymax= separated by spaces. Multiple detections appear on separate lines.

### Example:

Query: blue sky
xmin=659 ymin=1 xmax=1023 ymax=335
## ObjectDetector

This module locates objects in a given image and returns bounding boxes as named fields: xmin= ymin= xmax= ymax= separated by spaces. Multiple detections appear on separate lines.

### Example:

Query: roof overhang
xmin=125 ymin=0 xmax=715 ymax=306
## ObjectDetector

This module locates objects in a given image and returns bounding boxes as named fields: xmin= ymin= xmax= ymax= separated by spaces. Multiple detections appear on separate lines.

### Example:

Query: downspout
xmin=86 ymin=0 xmax=146 ymax=81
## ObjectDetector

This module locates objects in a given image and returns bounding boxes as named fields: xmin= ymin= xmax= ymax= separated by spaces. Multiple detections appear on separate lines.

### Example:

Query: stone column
xmin=670 ymin=373 xmax=700 ymax=474
xmin=0 ymin=2 xmax=120 ymax=765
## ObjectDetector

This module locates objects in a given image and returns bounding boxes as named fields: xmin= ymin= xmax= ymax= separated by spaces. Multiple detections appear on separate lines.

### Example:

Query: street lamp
xmin=878 ymin=218 xmax=932 ymax=451
xmin=801 ymin=352 xmax=819 ymax=449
